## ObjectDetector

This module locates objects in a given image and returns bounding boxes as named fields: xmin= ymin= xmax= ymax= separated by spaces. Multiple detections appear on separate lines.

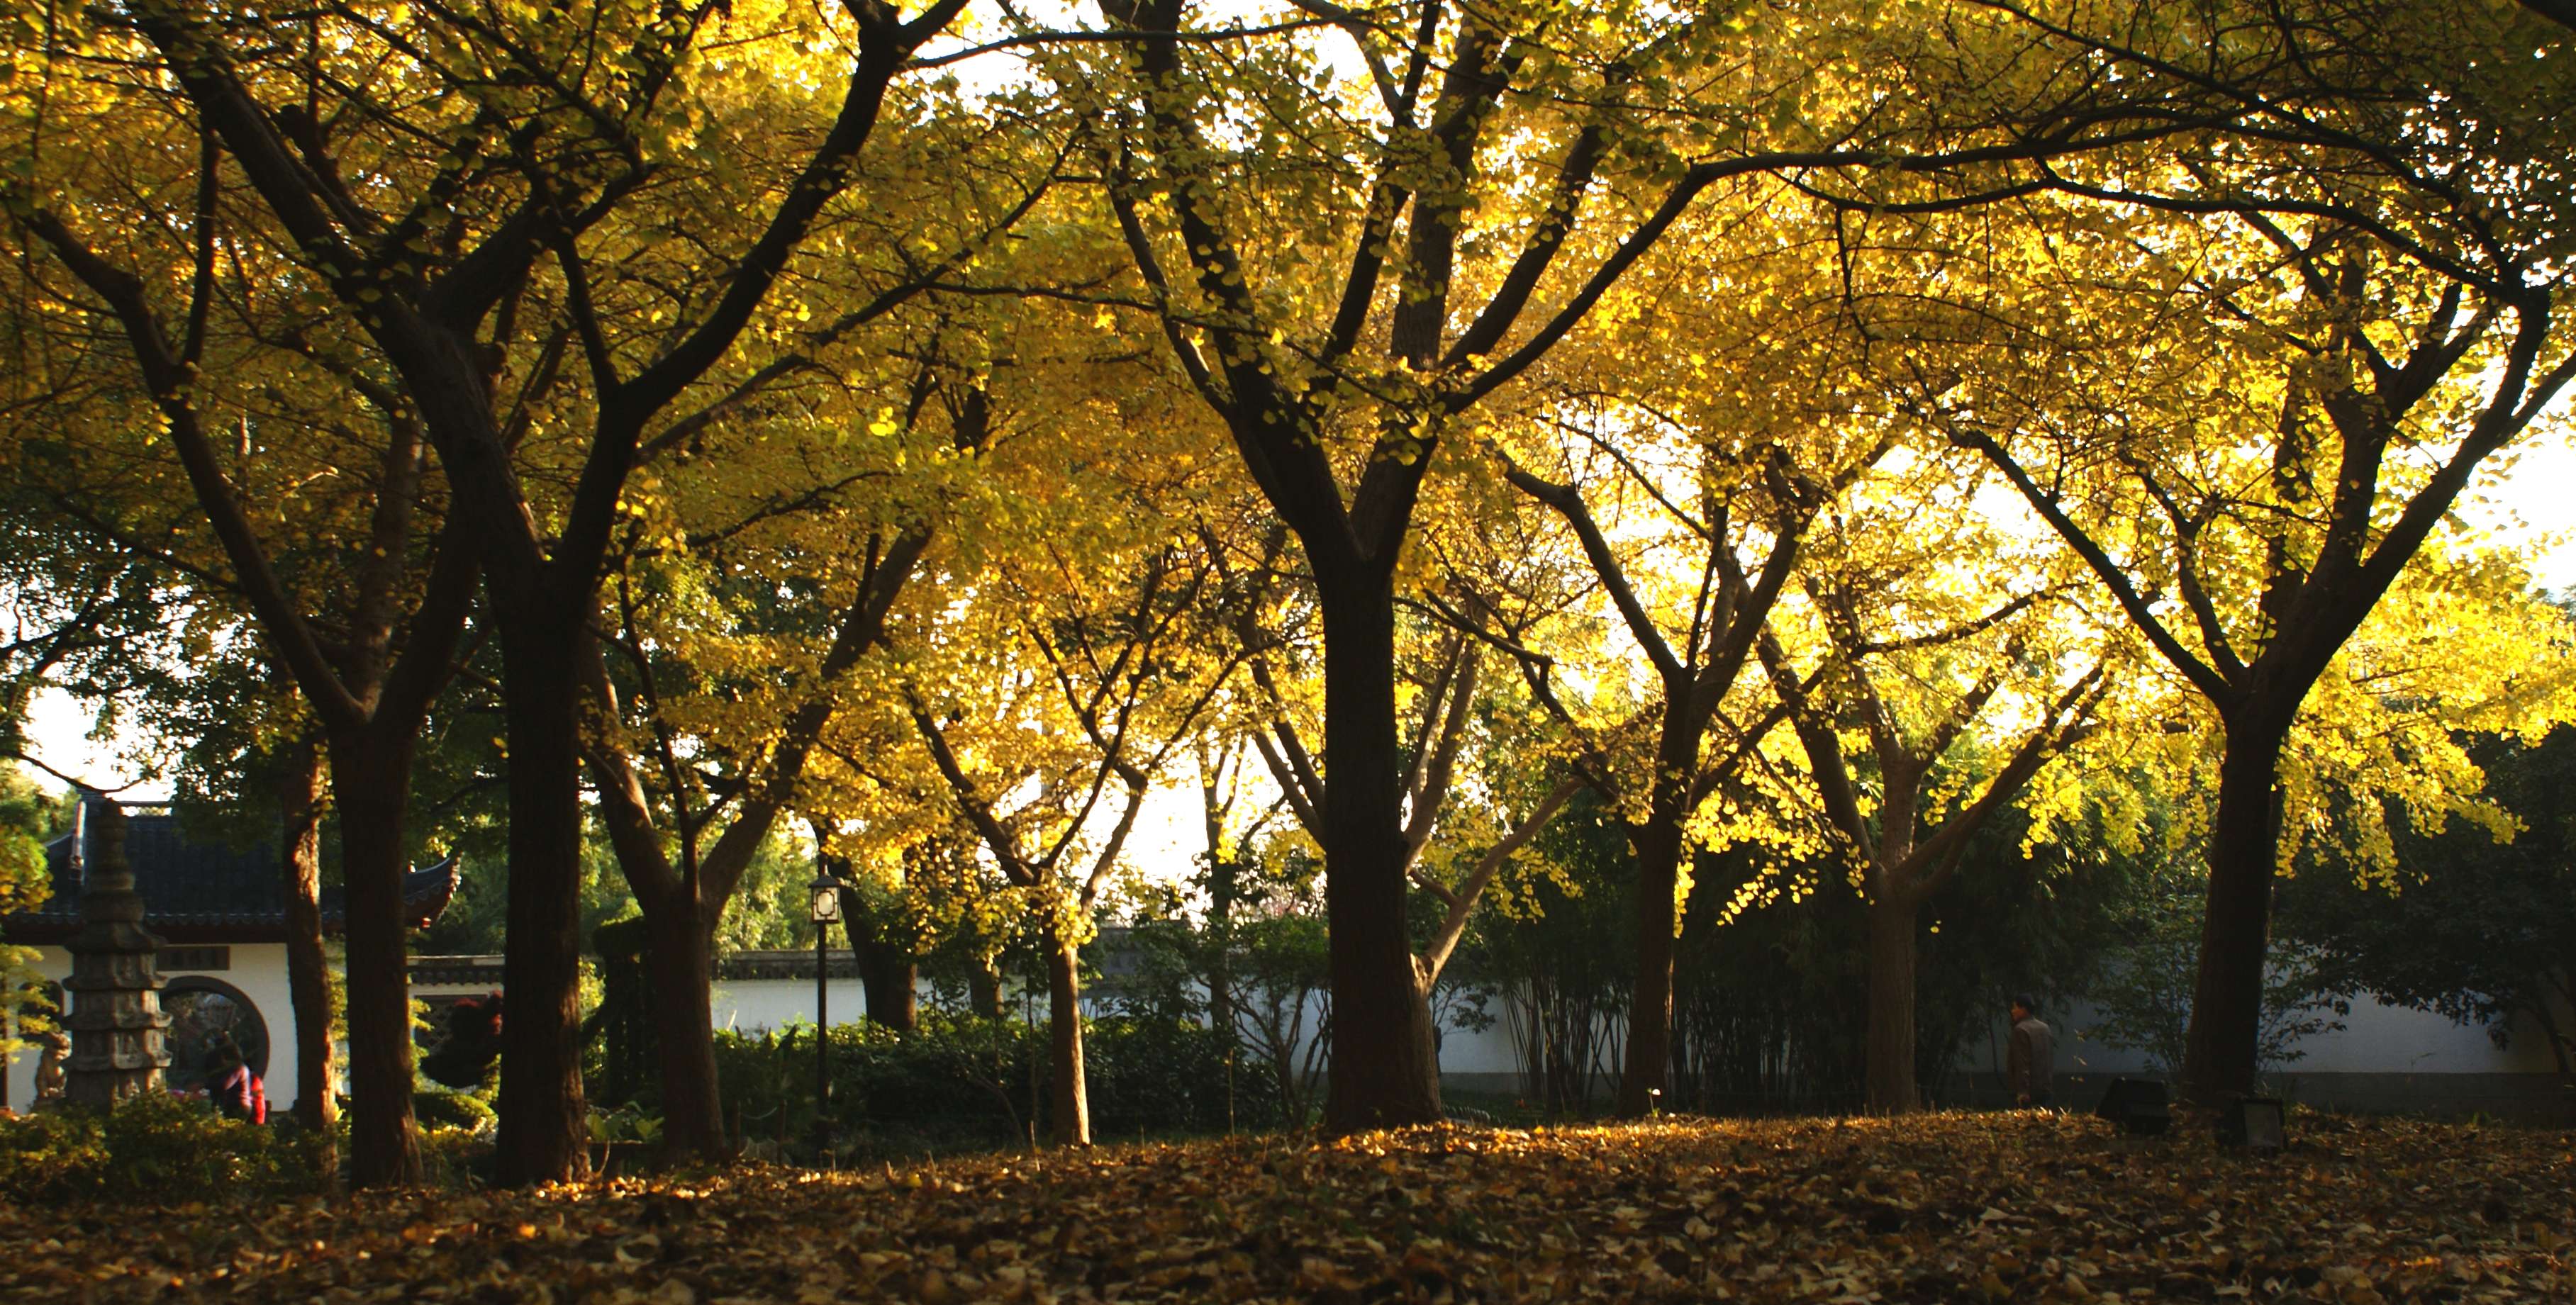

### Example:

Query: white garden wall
xmin=4 ymin=942 xmax=300 ymax=1114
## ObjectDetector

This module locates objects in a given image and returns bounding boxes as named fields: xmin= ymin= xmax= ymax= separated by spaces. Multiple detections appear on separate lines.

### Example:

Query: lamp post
xmin=808 ymin=870 xmax=844 ymax=1163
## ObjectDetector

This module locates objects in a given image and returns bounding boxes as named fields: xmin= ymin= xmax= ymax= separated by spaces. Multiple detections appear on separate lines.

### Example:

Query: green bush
xmin=1084 ymin=1016 xmax=1270 ymax=1138
xmin=420 ymin=1124 xmax=494 ymax=1187
xmin=412 ymin=1087 xmax=496 ymax=1131
xmin=0 ymin=1091 xmax=309 ymax=1203
xmin=0 ymin=1107 xmax=108 ymax=1201
xmin=715 ymin=1013 xmax=1279 ymax=1156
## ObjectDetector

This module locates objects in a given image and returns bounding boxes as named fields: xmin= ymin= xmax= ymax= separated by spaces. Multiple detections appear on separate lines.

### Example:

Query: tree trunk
xmin=1406 ymin=965 xmax=1446 ymax=1108
xmin=493 ymin=615 xmax=591 ymax=1185
xmin=857 ymin=936 xmax=917 ymax=1034
xmin=1615 ymin=812 xmax=1688 ymax=1116
xmin=2524 ymin=995 xmax=2571 ymax=1078
xmin=328 ymin=731 xmax=423 ymax=1186
xmin=1863 ymin=889 xmax=1921 ymax=1113
xmin=1316 ymin=577 xmax=1443 ymax=1131
xmin=969 ymin=955 xmax=1004 ymax=1019
xmin=2539 ymin=971 xmax=2576 ymax=1079
xmin=2180 ymin=718 xmax=2291 ymax=1104
xmin=1206 ymin=846 xmax=1237 ymax=1036
xmin=641 ymin=897 xmax=726 ymax=1161
xmin=1043 ymin=922 xmax=1090 ymax=1146
xmin=277 ymin=734 xmax=337 ymax=1143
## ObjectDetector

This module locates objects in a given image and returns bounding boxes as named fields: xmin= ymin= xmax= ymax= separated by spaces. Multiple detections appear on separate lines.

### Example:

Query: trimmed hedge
xmin=0 ymin=1092 xmax=316 ymax=1203
xmin=713 ymin=1014 xmax=1278 ymax=1155
xmin=413 ymin=1087 xmax=497 ymax=1132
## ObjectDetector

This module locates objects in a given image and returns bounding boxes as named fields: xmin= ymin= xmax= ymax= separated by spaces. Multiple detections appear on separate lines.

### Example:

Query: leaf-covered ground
xmin=5 ymin=1112 xmax=2571 ymax=1302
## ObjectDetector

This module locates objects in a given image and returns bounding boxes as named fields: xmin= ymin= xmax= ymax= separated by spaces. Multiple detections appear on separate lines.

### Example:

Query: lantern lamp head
xmin=809 ymin=873 xmax=844 ymax=925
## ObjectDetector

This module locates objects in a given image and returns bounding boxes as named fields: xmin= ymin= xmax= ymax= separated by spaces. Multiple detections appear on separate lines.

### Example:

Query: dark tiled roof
xmin=1 ymin=800 xmax=462 ymax=945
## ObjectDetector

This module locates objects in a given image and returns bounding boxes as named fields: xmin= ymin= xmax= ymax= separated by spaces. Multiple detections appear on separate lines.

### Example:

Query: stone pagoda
xmin=60 ymin=800 xmax=171 ymax=1104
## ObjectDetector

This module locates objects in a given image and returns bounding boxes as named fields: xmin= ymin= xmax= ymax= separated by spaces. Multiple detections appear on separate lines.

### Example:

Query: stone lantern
xmin=61 ymin=800 xmax=171 ymax=1104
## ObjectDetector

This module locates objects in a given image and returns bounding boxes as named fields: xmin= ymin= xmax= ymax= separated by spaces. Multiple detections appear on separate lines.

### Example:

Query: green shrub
xmin=1084 ymin=1016 xmax=1270 ymax=1138
xmin=0 ymin=1107 xmax=108 ymax=1201
xmin=0 ymin=1092 xmax=309 ymax=1203
xmin=419 ymin=1124 xmax=494 ymax=1188
xmin=412 ymin=1087 xmax=496 ymax=1131
xmin=714 ymin=1013 xmax=1280 ymax=1157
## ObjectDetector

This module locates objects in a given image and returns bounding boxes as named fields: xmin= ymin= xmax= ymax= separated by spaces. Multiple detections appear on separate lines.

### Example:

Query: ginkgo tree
xmin=1225 ymin=505 xmax=1593 ymax=1109
xmin=4 ymin=47 xmax=479 ymax=1176
xmin=1912 ymin=1 xmax=2576 ymax=1088
xmin=571 ymin=246 xmax=1076 ymax=1159
xmin=896 ymin=514 xmax=1243 ymax=1145
xmin=33 ymin=0 xmax=986 ymax=1182
xmin=520 ymin=57 xmax=1089 ymax=1161
xmin=1752 ymin=449 xmax=2120 ymax=1114
xmin=752 ymin=267 xmax=1255 ymax=1144
xmin=1468 ymin=171 xmax=1939 ymax=1116
xmin=576 ymin=369 xmax=959 ymax=1162
xmin=15 ymin=0 xmax=2575 ymax=1170
xmin=1053 ymin=0 xmax=2205 ymax=1129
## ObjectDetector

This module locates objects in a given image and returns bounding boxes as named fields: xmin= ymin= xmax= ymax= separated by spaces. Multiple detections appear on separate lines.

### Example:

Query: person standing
xmin=204 ymin=1033 xmax=260 ymax=1122
xmin=2006 ymin=995 xmax=2055 ymax=1108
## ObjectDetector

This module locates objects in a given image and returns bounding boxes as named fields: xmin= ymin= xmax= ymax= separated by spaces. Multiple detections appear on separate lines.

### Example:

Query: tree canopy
xmin=5 ymin=0 xmax=2572 ymax=1170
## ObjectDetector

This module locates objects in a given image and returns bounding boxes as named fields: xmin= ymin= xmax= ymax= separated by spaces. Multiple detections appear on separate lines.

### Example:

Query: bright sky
xmin=2463 ymin=432 xmax=2576 ymax=584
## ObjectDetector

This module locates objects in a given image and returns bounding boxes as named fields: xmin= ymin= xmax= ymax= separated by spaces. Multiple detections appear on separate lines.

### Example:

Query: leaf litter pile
xmin=5 ymin=1112 xmax=2571 ymax=1302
